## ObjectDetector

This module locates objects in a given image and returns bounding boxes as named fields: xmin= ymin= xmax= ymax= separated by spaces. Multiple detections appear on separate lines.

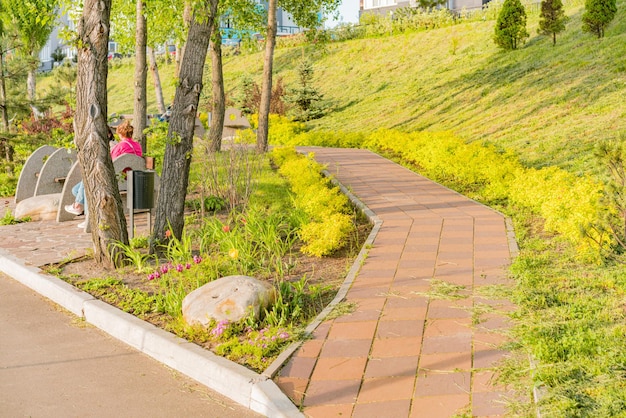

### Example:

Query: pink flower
xmin=160 ymin=265 xmax=169 ymax=274
xmin=147 ymin=273 xmax=155 ymax=280
xmin=193 ymin=255 xmax=202 ymax=264
xmin=185 ymin=263 xmax=191 ymax=269
xmin=279 ymin=332 xmax=290 ymax=339
xmin=176 ymin=264 xmax=183 ymax=272
xmin=154 ymin=271 xmax=161 ymax=279
xmin=211 ymin=320 xmax=229 ymax=337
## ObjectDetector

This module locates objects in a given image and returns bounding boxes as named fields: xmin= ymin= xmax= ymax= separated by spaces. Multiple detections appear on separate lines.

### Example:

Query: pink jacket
xmin=111 ymin=138 xmax=142 ymax=160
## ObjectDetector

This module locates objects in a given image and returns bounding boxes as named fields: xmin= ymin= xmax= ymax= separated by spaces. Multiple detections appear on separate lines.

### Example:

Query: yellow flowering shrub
xmin=271 ymin=146 xmax=355 ymax=257
xmin=300 ymin=214 xmax=354 ymax=257
xmin=266 ymin=118 xmax=610 ymax=259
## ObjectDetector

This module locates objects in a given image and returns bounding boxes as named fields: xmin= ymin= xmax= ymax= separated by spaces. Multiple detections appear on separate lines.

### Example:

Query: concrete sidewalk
xmin=0 ymin=272 xmax=258 ymax=418
xmin=0 ymin=147 xmax=518 ymax=417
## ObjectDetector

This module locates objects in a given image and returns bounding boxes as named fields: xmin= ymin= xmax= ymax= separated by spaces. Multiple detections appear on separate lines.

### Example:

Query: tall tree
xmin=538 ymin=0 xmax=568 ymax=45
xmin=494 ymin=0 xmax=529 ymax=50
xmin=582 ymin=0 xmax=617 ymax=38
xmin=148 ymin=46 xmax=166 ymax=115
xmin=255 ymin=0 xmax=276 ymax=154
xmin=151 ymin=0 xmax=218 ymax=250
xmin=75 ymin=0 xmax=129 ymax=267
xmin=256 ymin=0 xmax=340 ymax=153
xmin=208 ymin=23 xmax=225 ymax=153
xmin=133 ymin=0 xmax=148 ymax=152
xmin=0 ymin=46 xmax=8 ymax=131
xmin=0 ymin=3 xmax=9 ymax=131
xmin=110 ymin=0 xmax=184 ymax=118
xmin=207 ymin=0 xmax=265 ymax=152
xmin=144 ymin=0 xmax=187 ymax=111
xmin=3 ymin=0 xmax=58 ymax=102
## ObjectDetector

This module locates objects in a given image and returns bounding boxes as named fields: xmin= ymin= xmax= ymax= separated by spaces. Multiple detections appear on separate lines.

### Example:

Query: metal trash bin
xmin=127 ymin=170 xmax=156 ymax=239
xmin=130 ymin=170 xmax=155 ymax=210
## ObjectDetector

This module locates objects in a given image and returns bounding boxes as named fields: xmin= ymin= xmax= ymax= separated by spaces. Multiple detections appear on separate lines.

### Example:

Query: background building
xmin=360 ymin=0 xmax=488 ymax=15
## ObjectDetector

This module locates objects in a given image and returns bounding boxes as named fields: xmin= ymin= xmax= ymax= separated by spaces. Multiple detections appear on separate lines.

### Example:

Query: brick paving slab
xmin=0 ymin=198 xmax=151 ymax=267
xmin=275 ymin=148 xmax=517 ymax=417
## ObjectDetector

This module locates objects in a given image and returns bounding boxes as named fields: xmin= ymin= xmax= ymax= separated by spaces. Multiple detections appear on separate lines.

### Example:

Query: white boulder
xmin=14 ymin=193 xmax=62 ymax=221
xmin=182 ymin=275 xmax=276 ymax=326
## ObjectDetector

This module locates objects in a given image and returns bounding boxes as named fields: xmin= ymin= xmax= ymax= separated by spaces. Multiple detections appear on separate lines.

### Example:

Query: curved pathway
xmin=274 ymin=148 xmax=518 ymax=417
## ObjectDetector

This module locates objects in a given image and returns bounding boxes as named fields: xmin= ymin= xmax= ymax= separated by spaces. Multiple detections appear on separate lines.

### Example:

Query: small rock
xmin=14 ymin=193 xmax=62 ymax=221
xmin=182 ymin=275 xmax=276 ymax=326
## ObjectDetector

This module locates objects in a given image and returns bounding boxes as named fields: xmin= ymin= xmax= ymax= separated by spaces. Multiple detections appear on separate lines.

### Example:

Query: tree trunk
xmin=256 ymin=0 xmax=277 ymax=154
xmin=151 ymin=0 xmax=218 ymax=253
xmin=148 ymin=47 xmax=166 ymax=115
xmin=208 ymin=25 xmax=225 ymax=153
xmin=75 ymin=0 xmax=128 ymax=268
xmin=0 ymin=51 xmax=9 ymax=131
xmin=175 ymin=41 xmax=182 ymax=78
xmin=176 ymin=2 xmax=193 ymax=79
xmin=133 ymin=0 xmax=148 ymax=153
xmin=27 ymin=65 xmax=36 ymax=102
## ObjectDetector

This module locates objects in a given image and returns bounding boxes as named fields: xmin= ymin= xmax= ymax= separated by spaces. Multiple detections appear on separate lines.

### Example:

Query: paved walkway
xmin=0 ymin=147 xmax=518 ymax=417
xmin=274 ymin=148 xmax=517 ymax=417
xmin=0 ymin=272 xmax=259 ymax=418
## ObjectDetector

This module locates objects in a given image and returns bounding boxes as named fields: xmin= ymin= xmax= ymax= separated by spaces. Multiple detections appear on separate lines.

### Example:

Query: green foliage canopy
xmin=538 ymin=0 xmax=568 ymax=45
xmin=493 ymin=0 xmax=529 ymax=50
xmin=110 ymin=0 xmax=186 ymax=52
xmin=582 ymin=0 xmax=617 ymax=38
xmin=279 ymin=0 xmax=341 ymax=29
xmin=2 ymin=0 xmax=58 ymax=57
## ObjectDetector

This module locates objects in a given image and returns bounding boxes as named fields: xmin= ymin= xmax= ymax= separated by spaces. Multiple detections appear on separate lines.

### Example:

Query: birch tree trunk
xmin=148 ymin=47 xmax=166 ymax=115
xmin=27 ymin=65 xmax=36 ymax=102
xmin=0 ymin=50 xmax=9 ymax=131
xmin=151 ymin=0 xmax=218 ymax=252
xmin=208 ymin=24 xmax=225 ymax=153
xmin=256 ymin=0 xmax=277 ymax=154
xmin=75 ymin=0 xmax=128 ymax=268
xmin=133 ymin=0 xmax=148 ymax=152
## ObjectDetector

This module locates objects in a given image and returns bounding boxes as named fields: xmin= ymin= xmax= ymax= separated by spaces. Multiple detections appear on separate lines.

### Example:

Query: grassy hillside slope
xmin=224 ymin=0 xmax=626 ymax=174
xmin=104 ymin=0 xmax=626 ymax=174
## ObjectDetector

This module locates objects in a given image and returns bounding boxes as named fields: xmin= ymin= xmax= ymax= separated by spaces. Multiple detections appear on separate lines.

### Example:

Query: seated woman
xmin=65 ymin=120 xmax=143 ymax=228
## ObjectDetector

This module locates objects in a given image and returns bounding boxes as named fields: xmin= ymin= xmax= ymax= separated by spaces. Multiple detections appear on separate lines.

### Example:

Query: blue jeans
xmin=72 ymin=181 xmax=88 ymax=212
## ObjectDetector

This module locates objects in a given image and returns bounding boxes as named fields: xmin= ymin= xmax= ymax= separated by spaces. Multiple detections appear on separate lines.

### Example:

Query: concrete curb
xmin=0 ymin=248 xmax=302 ymax=418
